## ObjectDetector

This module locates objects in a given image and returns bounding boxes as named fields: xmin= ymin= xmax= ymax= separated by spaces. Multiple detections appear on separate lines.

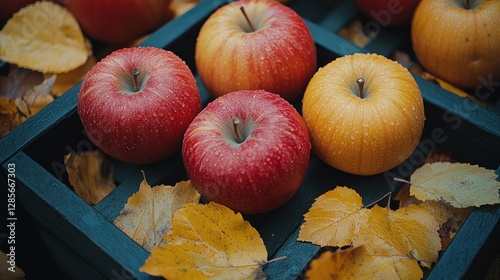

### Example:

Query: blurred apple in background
xmin=355 ymin=0 xmax=421 ymax=26
xmin=195 ymin=0 xmax=317 ymax=102
xmin=182 ymin=90 xmax=311 ymax=214
xmin=62 ymin=0 xmax=172 ymax=44
xmin=411 ymin=0 xmax=500 ymax=89
xmin=78 ymin=47 xmax=201 ymax=164
xmin=0 ymin=0 xmax=37 ymax=24
xmin=302 ymin=53 xmax=425 ymax=176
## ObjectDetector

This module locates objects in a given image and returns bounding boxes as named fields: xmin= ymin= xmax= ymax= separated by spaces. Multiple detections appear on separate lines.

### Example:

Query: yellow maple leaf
xmin=305 ymin=246 xmax=401 ymax=280
xmin=407 ymin=162 xmax=500 ymax=208
xmin=140 ymin=202 xmax=268 ymax=280
xmin=0 ymin=1 xmax=91 ymax=73
xmin=64 ymin=150 xmax=115 ymax=206
xmin=354 ymin=204 xmax=441 ymax=271
xmin=298 ymin=186 xmax=370 ymax=247
xmin=113 ymin=175 xmax=201 ymax=252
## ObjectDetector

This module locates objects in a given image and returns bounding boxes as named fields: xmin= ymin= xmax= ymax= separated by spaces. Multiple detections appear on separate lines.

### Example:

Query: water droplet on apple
xmin=259 ymin=56 xmax=265 ymax=61
xmin=350 ymin=135 xmax=355 ymax=140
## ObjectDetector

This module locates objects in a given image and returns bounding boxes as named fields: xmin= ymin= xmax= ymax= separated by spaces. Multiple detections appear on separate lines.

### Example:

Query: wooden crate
xmin=1 ymin=0 xmax=499 ymax=279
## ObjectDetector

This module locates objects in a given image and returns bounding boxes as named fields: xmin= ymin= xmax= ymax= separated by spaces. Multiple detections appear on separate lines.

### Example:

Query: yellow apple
xmin=302 ymin=53 xmax=425 ymax=175
xmin=411 ymin=0 xmax=500 ymax=89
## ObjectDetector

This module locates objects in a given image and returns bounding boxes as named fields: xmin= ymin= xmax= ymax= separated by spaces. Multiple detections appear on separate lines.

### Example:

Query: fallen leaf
xmin=15 ymin=75 xmax=55 ymax=121
xmin=113 ymin=175 xmax=201 ymax=252
xmin=0 ymin=65 xmax=55 ymax=137
xmin=0 ymin=98 xmax=21 ymax=138
xmin=354 ymin=204 xmax=441 ymax=270
xmin=305 ymin=246 xmax=399 ymax=280
xmin=0 ymin=1 xmax=91 ymax=73
xmin=409 ymin=64 xmax=487 ymax=107
xmin=170 ymin=0 xmax=200 ymax=18
xmin=140 ymin=202 xmax=268 ymax=280
xmin=435 ymin=78 xmax=470 ymax=99
xmin=298 ymin=186 xmax=370 ymax=247
xmin=299 ymin=187 xmax=442 ymax=277
xmin=45 ymin=55 xmax=97 ymax=97
xmin=1 ymin=250 xmax=25 ymax=280
xmin=64 ymin=150 xmax=115 ymax=206
xmin=393 ymin=184 xmax=421 ymax=208
xmin=337 ymin=19 xmax=375 ymax=48
xmin=0 ymin=65 xmax=44 ymax=99
xmin=407 ymin=162 xmax=500 ymax=208
xmin=419 ymin=201 xmax=473 ymax=251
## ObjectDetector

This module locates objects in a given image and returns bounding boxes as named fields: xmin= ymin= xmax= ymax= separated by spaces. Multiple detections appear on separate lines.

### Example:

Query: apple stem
xmin=465 ymin=0 xmax=470 ymax=8
xmin=239 ymin=6 xmax=255 ymax=32
xmin=233 ymin=117 xmax=243 ymax=143
xmin=356 ymin=77 xmax=365 ymax=99
xmin=132 ymin=68 xmax=140 ymax=92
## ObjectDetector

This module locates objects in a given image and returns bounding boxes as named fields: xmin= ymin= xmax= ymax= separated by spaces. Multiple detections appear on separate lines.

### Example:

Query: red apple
xmin=355 ymin=0 xmax=421 ymax=26
xmin=78 ymin=46 xmax=201 ymax=164
xmin=62 ymin=0 xmax=172 ymax=44
xmin=182 ymin=90 xmax=311 ymax=214
xmin=195 ymin=0 xmax=317 ymax=102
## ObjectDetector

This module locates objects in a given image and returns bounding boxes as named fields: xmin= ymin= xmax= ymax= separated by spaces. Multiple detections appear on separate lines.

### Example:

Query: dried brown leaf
xmin=15 ymin=75 xmax=55 ymax=121
xmin=0 ymin=98 xmax=21 ymax=138
xmin=64 ymin=150 xmax=115 ymax=205
xmin=113 ymin=175 xmax=201 ymax=252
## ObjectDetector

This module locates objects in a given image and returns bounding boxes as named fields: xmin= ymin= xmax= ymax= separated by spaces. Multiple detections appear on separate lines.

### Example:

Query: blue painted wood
xmin=4 ymin=152 xmax=151 ymax=279
xmin=1 ymin=0 xmax=499 ymax=279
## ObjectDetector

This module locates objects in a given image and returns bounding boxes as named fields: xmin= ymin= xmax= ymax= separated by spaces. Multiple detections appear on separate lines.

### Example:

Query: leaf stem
xmin=240 ymin=6 xmax=255 ymax=32
xmin=363 ymin=191 xmax=392 ymax=209
xmin=265 ymin=256 xmax=287 ymax=265
xmin=393 ymin=177 xmax=412 ymax=185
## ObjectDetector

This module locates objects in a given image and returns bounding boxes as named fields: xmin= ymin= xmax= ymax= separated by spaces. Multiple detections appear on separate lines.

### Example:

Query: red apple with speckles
xmin=62 ymin=0 xmax=172 ymax=44
xmin=78 ymin=46 xmax=201 ymax=164
xmin=195 ymin=0 xmax=317 ymax=102
xmin=355 ymin=0 xmax=421 ymax=26
xmin=182 ymin=90 xmax=311 ymax=214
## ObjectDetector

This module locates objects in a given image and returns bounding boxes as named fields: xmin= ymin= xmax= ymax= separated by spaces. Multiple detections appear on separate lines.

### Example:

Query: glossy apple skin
xmin=62 ymin=0 xmax=171 ymax=44
xmin=182 ymin=90 xmax=311 ymax=214
xmin=411 ymin=0 xmax=500 ymax=89
xmin=302 ymin=53 xmax=425 ymax=176
xmin=195 ymin=0 xmax=317 ymax=102
xmin=78 ymin=47 xmax=201 ymax=164
xmin=355 ymin=0 xmax=421 ymax=26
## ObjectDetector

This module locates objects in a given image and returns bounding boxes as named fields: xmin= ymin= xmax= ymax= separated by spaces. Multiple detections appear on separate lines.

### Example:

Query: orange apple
xmin=302 ymin=53 xmax=425 ymax=175
xmin=411 ymin=0 xmax=500 ymax=89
